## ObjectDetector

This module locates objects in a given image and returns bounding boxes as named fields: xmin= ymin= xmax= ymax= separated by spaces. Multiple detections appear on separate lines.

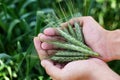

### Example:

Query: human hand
xmin=33 ymin=16 xmax=120 ymax=79
xmin=33 ymin=38 xmax=120 ymax=80
xmin=40 ymin=59 xmax=120 ymax=80
xmin=40 ymin=58 xmax=110 ymax=80
xmin=37 ymin=16 xmax=120 ymax=62
xmin=60 ymin=16 xmax=120 ymax=61
xmin=33 ymin=36 xmax=120 ymax=80
xmin=33 ymin=37 xmax=120 ymax=80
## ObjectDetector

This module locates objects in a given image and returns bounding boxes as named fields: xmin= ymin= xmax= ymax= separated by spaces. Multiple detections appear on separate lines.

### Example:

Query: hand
xmin=40 ymin=58 xmax=107 ymax=80
xmin=33 ymin=37 xmax=120 ymax=80
xmin=33 ymin=36 xmax=120 ymax=80
xmin=40 ymin=58 xmax=120 ymax=80
xmin=60 ymin=16 xmax=120 ymax=61
xmin=60 ymin=16 xmax=110 ymax=62
xmin=37 ymin=16 xmax=120 ymax=62
xmin=33 ymin=16 xmax=120 ymax=79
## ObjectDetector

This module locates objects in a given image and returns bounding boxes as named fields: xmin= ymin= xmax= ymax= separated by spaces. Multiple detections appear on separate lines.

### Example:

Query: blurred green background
xmin=0 ymin=0 xmax=120 ymax=80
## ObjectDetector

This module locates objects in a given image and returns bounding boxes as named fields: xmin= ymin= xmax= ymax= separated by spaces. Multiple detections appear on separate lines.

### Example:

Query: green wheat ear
xmin=57 ymin=28 xmax=91 ymax=50
xmin=54 ymin=51 xmax=90 ymax=57
xmin=51 ymin=56 xmax=89 ymax=62
xmin=74 ymin=22 xmax=84 ymax=42
xmin=41 ymin=22 xmax=99 ymax=62
xmin=63 ymin=27 xmax=70 ymax=35
xmin=39 ymin=38 xmax=99 ymax=56
xmin=68 ymin=23 xmax=76 ymax=38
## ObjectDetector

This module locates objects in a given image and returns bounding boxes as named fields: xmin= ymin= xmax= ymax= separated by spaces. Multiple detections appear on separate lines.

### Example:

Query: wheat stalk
xmin=50 ymin=41 xmax=98 ymax=56
xmin=40 ymin=22 xmax=99 ymax=62
xmin=74 ymin=22 xmax=84 ymax=42
xmin=57 ymin=28 xmax=91 ymax=50
xmin=54 ymin=51 xmax=90 ymax=57
xmin=51 ymin=56 xmax=88 ymax=62
xmin=63 ymin=27 xmax=70 ymax=35
xmin=39 ymin=39 xmax=98 ymax=56
xmin=68 ymin=23 xmax=76 ymax=38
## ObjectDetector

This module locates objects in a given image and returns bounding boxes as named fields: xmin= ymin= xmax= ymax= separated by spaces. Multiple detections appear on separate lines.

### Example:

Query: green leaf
xmin=20 ymin=0 xmax=36 ymax=14
xmin=0 ymin=53 xmax=11 ymax=59
xmin=35 ymin=11 xmax=44 ymax=35
xmin=7 ymin=19 xmax=20 ymax=41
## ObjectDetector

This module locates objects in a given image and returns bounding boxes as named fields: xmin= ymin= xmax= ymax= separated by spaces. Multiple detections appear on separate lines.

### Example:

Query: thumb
xmin=41 ymin=60 xmax=62 ymax=79
xmin=41 ymin=60 xmax=52 ymax=67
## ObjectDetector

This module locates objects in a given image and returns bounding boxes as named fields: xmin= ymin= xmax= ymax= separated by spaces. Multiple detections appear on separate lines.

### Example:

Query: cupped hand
xmin=33 ymin=16 xmax=120 ymax=79
xmin=36 ymin=16 xmax=118 ymax=62
xmin=36 ymin=57 xmax=119 ymax=80
xmin=34 ymin=36 xmax=120 ymax=80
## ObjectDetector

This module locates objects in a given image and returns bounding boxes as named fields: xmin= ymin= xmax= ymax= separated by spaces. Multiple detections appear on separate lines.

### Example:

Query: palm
xmin=51 ymin=58 xmax=106 ymax=80
xmin=82 ymin=20 xmax=108 ymax=61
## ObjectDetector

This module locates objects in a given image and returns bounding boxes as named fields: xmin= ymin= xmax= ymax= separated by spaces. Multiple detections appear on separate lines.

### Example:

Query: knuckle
xmin=81 ymin=16 xmax=94 ymax=22
xmin=82 ymin=16 xmax=93 ymax=20
xmin=69 ymin=19 xmax=74 ymax=23
xmin=86 ymin=16 xmax=93 ymax=20
xmin=69 ymin=17 xmax=78 ymax=23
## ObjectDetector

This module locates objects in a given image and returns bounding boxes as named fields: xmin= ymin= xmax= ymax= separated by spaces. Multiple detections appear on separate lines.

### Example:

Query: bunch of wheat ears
xmin=40 ymin=22 xmax=99 ymax=63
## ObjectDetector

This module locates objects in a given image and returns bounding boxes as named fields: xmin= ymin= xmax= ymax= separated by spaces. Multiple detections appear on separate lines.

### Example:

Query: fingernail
xmin=38 ymin=33 xmax=43 ymax=37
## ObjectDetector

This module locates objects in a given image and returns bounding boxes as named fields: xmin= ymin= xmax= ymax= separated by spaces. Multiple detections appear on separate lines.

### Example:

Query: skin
xmin=40 ymin=59 xmax=120 ymax=80
xmin=34 ymin=16 xmax=120 ymax=80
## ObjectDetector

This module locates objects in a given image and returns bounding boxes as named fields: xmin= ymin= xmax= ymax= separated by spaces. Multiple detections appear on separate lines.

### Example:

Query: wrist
xmin=106 ymin=30 xmax=120 ymax=60
xmin=91 ymin=68 xmax=120 ymax=80
xmin=89 ymin=62 xmax=120 ymax=80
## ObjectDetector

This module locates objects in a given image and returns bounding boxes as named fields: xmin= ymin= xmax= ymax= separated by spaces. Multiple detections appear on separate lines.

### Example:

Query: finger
xmin=55 ymin=64 xmax=63 ymax=69
xmin=33 ymin=37 xmax=48 ymax=60
xmin=60 ymin=17 xmax=81 ymax=28
xmin=41 ymin=42 xmax=58 ymax=50
xmin=38 ymin=33 xmax=65 ymax=50
xmin=41 ymin=42 xmax=66 ymax=50
xmin=44 ymin=28 xmax=60 ymax=36
xmin=38 ymin=33 xmax=64 ymax=41
xmin=60 ymin=16 xmax=93 ymax=29
xmin=44 ymin=17 xmax=89 ymax=35
xmin=41 ymin=60 xmax=62 ymax=80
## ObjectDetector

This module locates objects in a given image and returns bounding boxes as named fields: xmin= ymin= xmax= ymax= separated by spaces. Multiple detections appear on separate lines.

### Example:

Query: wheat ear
xmin=57 ymin=29 xmax=92 ymax=50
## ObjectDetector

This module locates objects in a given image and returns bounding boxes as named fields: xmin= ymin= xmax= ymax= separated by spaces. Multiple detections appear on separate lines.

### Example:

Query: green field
xmin=0 ymin=0 xmax=120 ymax=80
